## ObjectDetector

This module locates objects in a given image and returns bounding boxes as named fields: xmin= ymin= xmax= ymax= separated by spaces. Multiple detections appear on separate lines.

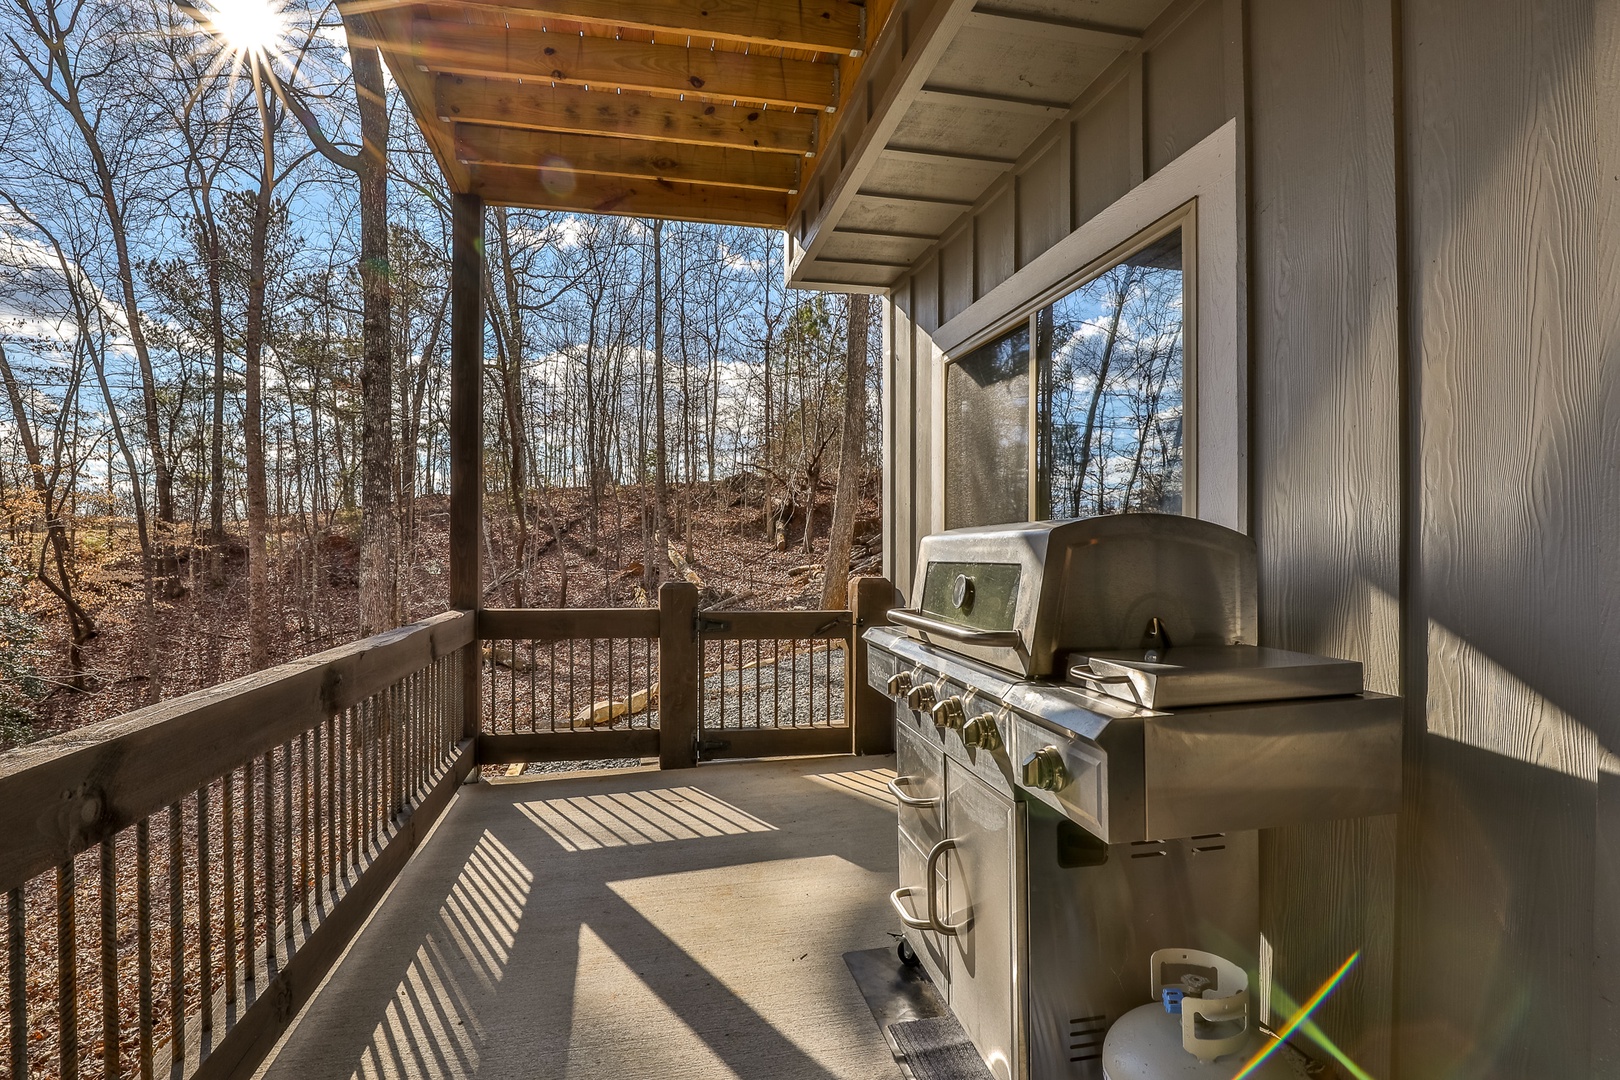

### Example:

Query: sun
xmin=202 ymin=0 xmax=289 ymax=59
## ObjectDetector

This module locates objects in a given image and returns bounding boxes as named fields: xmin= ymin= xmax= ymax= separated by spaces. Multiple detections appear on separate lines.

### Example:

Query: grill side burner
xmin=868 ymin=514 xmax=1401 ymax=1080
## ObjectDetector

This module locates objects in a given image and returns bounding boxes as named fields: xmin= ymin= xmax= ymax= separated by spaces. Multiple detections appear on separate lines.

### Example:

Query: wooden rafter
xmin=411 ymin=20 xmax=839 ymax=111
xmin=455 ymin=124 xmax=802 ymax=191
xmin=467 ymin=165 xmax=789 ymax=227
xmin=351 ymin=0 xmax=864 ymax=56
xmin=435 ymin=76 xmax=818 ymax=156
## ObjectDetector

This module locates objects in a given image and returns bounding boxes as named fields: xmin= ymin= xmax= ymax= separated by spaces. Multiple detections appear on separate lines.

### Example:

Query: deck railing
xmin=0 ymin=577 xmax=895 ymax=1080
xmin=476 ymin=578 xmax=895 ymax=769
xmin=0 ymin=610 xmax=475 ymax=1080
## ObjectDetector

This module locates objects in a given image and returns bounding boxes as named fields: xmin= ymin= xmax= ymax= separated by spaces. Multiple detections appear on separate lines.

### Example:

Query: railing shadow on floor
xmin=255 ymin=757 xmax=901 ymax=1080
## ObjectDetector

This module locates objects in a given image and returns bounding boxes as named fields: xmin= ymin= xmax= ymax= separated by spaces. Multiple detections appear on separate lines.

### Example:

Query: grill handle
xmin=925 ymin=838 xmax=963 ymax=937
xmin=1068 ymin=664 xmax=1145 ymax=705
xmin=887 ymin=776 xmax=941 ymax=808
xmin=888 ymin=608 xmax=1022 ymax=647
xmin=889 ymin=887 xmax=934 ymax=931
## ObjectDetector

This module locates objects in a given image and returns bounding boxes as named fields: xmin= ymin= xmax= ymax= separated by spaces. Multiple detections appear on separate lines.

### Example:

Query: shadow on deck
xmin=256 ymin=756 xmax=903 ymax=1080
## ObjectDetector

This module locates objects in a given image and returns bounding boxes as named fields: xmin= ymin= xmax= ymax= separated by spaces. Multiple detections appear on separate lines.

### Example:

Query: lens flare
xmin=202 ymin=0 xmax=289 ymax=59
xmin=1232 ymin=951 xmax=1361 ymax=1080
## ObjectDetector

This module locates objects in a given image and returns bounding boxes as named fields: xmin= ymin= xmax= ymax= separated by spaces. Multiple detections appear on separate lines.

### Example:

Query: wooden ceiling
xmin=345 ymin=0 xmax=893 ymax=227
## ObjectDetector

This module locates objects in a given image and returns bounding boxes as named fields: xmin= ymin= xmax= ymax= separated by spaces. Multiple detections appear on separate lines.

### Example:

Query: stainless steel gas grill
xmin=865 ymin=514 xmax=1401 ymax=1080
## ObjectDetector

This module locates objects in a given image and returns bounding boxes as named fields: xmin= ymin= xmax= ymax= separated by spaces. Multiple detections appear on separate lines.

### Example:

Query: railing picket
xmin=224 ymin=770 xmax=238 ymax=1004
xmin=282 ymin=743 xmax=294 ymax=943
xmin=299 ymin=731 xmax=311 ymax=927
xmin=168 ymin=803 xmax=183 ymax=1064
xmin=8 ymin=885 xmax=25 ymax=1080
xmin=58 ymin=859 xmax=76 ymax=1080
xmin=262 ymin=750 xmax=276 ymax=965
xmin=242 ymin=759 xmax=256 ymax=983
xmin=136 ymin=818 xmax=152 ymax=1080
xmin=197 ymin=783 xmax=213 ymax=1031
xmin=101 ymin=837 xmax=117 ymax=1080
xmin=9 ymin=885 xmax=26 ymax=1080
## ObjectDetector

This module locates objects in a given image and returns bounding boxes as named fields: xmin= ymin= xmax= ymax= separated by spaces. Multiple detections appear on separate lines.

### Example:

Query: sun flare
xmin=203 ymin=0 xmax=289 ymax=59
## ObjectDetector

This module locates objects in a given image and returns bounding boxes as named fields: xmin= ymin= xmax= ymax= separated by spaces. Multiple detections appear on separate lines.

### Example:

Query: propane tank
xmin=1101 ymin=949 xmax=1313 ymax=1080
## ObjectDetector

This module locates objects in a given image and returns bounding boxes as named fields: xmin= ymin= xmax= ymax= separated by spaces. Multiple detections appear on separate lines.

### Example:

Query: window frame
xmin=942 ymin=203 xmax=1197 ymax=525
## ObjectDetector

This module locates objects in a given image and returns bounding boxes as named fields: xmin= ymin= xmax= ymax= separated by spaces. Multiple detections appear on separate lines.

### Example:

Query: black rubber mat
xmin=887 ymin=1016 xmax=997 ymax=1080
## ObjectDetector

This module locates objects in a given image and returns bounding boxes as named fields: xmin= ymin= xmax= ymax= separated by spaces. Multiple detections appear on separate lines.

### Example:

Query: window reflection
xmin=1037 ymin=229 xmax=1185 ymax=518
xmin=945 ymin=324 xmax=1030 ymax=528
xmin=941 ymin=222 xmax=1187 ymax=529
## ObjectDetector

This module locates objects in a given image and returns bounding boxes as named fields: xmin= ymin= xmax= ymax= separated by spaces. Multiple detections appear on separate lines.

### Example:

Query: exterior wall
xmin=881 ymin=0 xmax=1620 ymax=1075
xmin=1247 ymin=1 xmax=1401 ymax=1073
xmin=884 ymin=0 xmax=1241 ymax=596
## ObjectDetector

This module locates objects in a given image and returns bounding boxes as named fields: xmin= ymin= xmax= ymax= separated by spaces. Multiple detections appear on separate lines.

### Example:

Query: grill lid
xmin=1068 ymin=645 xmax=1363 ymax=709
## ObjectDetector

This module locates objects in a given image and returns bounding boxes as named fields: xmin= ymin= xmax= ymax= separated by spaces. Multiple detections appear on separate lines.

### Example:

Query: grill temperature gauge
xmin=1021 ymin=746 xmax=1070 ymax=792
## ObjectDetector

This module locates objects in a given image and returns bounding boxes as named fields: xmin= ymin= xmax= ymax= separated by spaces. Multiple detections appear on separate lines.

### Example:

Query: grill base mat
xmin=843 ymin=947 xmax=993 ymax=1080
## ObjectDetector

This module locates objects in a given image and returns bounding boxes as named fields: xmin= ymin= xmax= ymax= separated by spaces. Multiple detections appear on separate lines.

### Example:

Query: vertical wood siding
xmin=1248 ymin=3 xmax=1401 ymax=1071
xmin=881 ymin=0 xmax=1234 ymax=592
xmin=1397 ymin=0 xmax=1620 ymax=1076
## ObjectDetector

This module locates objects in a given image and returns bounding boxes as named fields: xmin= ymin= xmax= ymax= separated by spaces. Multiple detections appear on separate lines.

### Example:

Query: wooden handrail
xmin=0 ymin=609 xmax=473 ymax=896
xmin=480 ymin=606 xmax=660 ymax=641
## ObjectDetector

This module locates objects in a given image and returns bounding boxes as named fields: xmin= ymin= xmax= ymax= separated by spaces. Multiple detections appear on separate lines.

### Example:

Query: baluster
xmin=9 ymin=885 xmax=26 ymax=1080
xmin=101 ymin=838 xmax=118 ymax=1080
xmin=243 ymin=760 xmax=256 ymax=984
xmin=58 ymin=858 xmax=77 ymax=1080
xmin=224 ymin=770 xmax=238 ymax=1003
xmin=197 ymin=784 xmax=213 ymax=1031
xmin=168 ymin=803 xmax=183 ymax=1064
xmin=137 ymin=819 xmax=153 ymax=1080
xmin=262 ymin=750 xmax=276 ymax=965
xmin=282 ymin=743 xmax=294 ymax=943
xmin=300 ymin=731 xmax=311 ymax=926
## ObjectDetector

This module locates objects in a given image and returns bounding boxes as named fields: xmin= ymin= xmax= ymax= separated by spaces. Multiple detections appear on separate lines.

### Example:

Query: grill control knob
xmin=905 ymin=682 xmax=937 ymax=712
xmin=931 ymin=696 xmax=966 ymax=731
xmin=962 ymin=715 xmax=1003 ymax=751
xmin=885 ymin=671 xmax=914 ymax=697
xmin=1021 ymin=746 xmax=1070 ymax=792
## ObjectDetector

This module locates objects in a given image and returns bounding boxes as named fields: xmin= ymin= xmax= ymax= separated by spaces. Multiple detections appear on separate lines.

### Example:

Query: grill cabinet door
xmin=944 ymin=761 xmax=1023 ymax=1080
xmin=896 ymin=718 xmax=950 ymax=987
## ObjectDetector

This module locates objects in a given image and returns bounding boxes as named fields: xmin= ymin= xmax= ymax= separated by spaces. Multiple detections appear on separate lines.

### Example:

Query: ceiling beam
xmin=962 ymin=9 xmax=1142 ymax=51
xmin=914 ymin=86 xmax=1070 ymax=116
xmin=352 ymin=0 xmax=864 ymax=56
xmin=411 ymin=20 xmax=839 ymax=112
xmin=455 ymin=124 xmax=801 ymax=191
xmin=468 ymin=165 xmax=790 ymax=227
xmin=435 ymin=76 xmax=817 ymax=157
xmin=881 ymin=145 xmax=1018 ymax=168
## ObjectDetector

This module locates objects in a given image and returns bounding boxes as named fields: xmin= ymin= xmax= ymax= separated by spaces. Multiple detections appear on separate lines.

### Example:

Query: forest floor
xmin=17 ymin=473 xmax=882 ymax=747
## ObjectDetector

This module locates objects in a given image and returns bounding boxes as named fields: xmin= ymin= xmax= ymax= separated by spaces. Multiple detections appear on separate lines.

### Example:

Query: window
xmin=944 ymin=217 xmax=1188 ymax=528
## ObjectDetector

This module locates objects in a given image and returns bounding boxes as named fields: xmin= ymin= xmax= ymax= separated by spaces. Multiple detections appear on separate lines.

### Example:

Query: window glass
xmin=1037 ymin=229 xmax=1185 ymax=518
xmin=944 ymin=324 xmax=1029 ymax=528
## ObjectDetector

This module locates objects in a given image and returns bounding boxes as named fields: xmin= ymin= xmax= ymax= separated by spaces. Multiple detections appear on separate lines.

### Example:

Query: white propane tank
xmin=1101 ymin=949 xmax=1313 ymax=1080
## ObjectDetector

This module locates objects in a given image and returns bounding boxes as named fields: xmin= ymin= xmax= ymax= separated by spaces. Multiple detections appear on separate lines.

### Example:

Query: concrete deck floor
xmin=258 ymin=755 xmax=905 ymax=1080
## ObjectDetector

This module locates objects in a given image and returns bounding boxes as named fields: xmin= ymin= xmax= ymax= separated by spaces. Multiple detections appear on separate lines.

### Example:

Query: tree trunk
xmin=822 ymin=293 xmax=870 ymax=610
xmin=244 ymin=68 xmax=276 ymax=669
xmin=651 ymin=220 xmax=670 ymax=584
xmin=353 ymin=43 xmax=396 ymax=635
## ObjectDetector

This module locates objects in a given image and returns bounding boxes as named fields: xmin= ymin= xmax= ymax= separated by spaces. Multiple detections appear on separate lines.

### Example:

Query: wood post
xmin=658 ymin=582 xmax=700 ymax=769
xmin=850 ymin=575 xmax=896 ymax=756
xmin=450 ymin=193 xmax=484 ymax=742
